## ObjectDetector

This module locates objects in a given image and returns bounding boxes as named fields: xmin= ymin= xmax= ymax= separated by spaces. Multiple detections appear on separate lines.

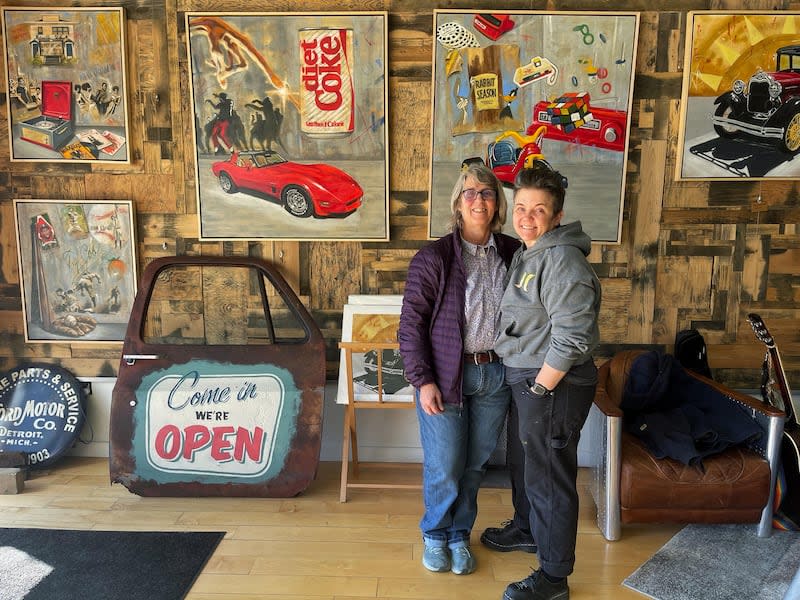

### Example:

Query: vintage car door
xmin=110 ymin=256 xmax=324 ymax=497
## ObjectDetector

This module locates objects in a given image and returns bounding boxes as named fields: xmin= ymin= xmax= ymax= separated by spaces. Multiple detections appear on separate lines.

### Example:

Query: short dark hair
xmin=512 ymin=160 xmax=567 ymax=213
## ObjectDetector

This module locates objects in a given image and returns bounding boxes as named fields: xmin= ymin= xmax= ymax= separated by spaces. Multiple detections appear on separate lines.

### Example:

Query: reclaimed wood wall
xmin=0 ymin=0 xmax=798 ymax=390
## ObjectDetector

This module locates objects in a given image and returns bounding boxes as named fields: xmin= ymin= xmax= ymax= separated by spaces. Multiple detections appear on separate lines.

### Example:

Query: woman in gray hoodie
xmin=493 ymin=163 xmax=601 ymax=600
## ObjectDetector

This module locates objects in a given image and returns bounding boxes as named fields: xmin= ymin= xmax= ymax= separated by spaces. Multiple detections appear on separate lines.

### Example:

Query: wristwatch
xmin=530 ymin=381 xmax=552 ymax=396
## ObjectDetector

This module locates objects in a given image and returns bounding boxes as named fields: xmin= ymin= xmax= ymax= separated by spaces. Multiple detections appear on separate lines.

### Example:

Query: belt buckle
xmin=473 ymin=352 xmax=481 ymax=365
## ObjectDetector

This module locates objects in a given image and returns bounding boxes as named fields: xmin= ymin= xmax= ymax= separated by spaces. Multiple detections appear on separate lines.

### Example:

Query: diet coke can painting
xmin=186 ymin=12 xmax=389 ymax=241
xmin=299 ymin=28 xmax=355 ymax=138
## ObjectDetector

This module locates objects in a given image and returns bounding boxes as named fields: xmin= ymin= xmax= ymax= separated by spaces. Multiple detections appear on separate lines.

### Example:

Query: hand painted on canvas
xmin=677 ymin=11 xmax=800 ymax=180
xmin=336 ymin=303 xmax=413 ymax=404
xmin=185 ymin=12 xmax=388 ymax=241
xmin=430 ymin=11 xmax=640 ymax=243
xmin=1 ymin=7 xmax=129 ymax=163
xmin=350 ymin=313 xmax=410 ymax=397
xmin=14 ymin=200 xmax=137 ymax=343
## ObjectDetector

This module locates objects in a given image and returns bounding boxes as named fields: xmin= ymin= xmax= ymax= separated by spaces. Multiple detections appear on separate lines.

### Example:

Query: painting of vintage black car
xmin=677 ymin=12 xmax=800 ymax=180
xmin=712 ymin=45 xmax=800 ymax=154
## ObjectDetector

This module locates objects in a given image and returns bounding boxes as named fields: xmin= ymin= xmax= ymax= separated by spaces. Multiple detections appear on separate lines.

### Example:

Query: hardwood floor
xmin=0 ymin=458 xmax=681 ymax=599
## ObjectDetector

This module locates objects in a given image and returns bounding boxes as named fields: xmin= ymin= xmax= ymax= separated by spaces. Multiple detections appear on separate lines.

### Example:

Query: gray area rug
xmin=623 ymin=524 xmax=800 ymax=600
xmin=0 ymin=528 xmax=224 ymax=600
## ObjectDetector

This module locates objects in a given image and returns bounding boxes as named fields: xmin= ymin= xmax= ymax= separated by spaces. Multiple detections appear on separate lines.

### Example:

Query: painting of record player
xmin=18 ymin=80 xmax=74 ymax=151
xmin=1 ymin=7 xmax=130 ymax=163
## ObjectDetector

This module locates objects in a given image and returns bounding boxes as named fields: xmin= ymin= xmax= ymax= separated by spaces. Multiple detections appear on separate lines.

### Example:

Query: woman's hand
xmin=418 ymin=382 xmax=445 ymax=415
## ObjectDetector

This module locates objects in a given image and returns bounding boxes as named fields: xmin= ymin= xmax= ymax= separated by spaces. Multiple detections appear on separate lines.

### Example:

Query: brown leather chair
xmin=591 ymin=350 xmax=784 ymax=540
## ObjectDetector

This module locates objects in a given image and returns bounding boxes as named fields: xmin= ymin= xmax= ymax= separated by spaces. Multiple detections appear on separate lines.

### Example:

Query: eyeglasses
xmin=462 ymin=188 xmax=497 ymax=201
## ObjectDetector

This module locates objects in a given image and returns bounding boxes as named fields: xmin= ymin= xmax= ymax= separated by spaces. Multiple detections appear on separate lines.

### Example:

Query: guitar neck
xmin=770 ymin=344 xmax=799 ymax=426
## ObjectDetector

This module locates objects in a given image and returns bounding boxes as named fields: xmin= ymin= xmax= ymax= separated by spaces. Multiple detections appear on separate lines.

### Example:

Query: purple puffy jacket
xmin=398 ymin=231 xmax=520 ymax=406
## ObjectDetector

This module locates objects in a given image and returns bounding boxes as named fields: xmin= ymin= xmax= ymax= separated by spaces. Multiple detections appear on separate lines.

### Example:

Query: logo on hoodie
xmin=514 ymin=271 xmax=535 ymax=292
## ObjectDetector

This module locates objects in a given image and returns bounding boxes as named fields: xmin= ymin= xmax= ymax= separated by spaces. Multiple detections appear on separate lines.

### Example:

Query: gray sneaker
xmin=422 ymin=544 xmax=450 ymax=572
xmin=450 ymin=545 xmax=476 ymax=575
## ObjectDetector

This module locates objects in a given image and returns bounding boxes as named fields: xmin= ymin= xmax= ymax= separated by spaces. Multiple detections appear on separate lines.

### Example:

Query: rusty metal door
xmin=110 ymin=256 xmax=324 ymax=497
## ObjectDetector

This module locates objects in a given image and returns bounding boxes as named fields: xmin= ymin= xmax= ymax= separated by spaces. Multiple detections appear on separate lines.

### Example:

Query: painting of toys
xmin=2 ymin=7 xmax=129 ymax=163
xmin=430 ymin=11 xmax=639 ymax=243
xmin=14 ymin=200 xmax=137 ymax=343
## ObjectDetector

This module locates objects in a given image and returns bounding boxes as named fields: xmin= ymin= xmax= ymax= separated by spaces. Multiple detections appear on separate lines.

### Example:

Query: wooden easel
xmin=338 ymin=340 xmax=420 ymax=502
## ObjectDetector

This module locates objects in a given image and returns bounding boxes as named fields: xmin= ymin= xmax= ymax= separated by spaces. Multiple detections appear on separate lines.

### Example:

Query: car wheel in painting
xmin=282 ymin=185 xmax=314 ymax=218
xmin=218 ymin=172 xmax=237 ymax=194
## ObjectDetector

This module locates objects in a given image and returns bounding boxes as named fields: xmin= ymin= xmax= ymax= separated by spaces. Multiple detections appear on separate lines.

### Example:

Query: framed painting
xmin=676 ymin=11 xmax=800 ymax=180
xmin=14 ymin=200 xmax=137 ymax=343
xmin=429 ymin=10 xmax=639 ymax=243
xmin=336 ymin=300 xmax=413 ymax=405
xmin=1 ymin=7 xmax=130 ymax=163
xmin=185 ymin=12 xmax=389 ymax=241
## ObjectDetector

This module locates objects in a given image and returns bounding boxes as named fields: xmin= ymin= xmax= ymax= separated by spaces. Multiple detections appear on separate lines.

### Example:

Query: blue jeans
xmin=416 ymin=360 xmax=510 ymax=548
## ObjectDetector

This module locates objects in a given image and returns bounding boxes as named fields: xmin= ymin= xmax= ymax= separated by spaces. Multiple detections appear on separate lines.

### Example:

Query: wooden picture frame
xmin=676 ymin=11 xmax=800 ymax=180
xmin=1 ymin=7 xmax=130 ymax=163
xmin=429 ymin=10 xmax=639 ymax=243
xmin=336 ymin=300 xmax=413 ymax=405
xmin=14 ymin=200 xmax=137 ymax=343
xmin=185 ymin=12 xmax=389 ymax=241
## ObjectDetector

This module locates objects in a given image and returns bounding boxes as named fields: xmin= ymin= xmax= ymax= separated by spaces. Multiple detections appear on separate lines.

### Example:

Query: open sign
xmin=110 ymin=256 xmax=325 ymax=497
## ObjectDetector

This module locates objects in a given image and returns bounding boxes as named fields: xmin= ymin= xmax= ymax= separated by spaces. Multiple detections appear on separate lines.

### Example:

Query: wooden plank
xmin=270 ymin=242 xmax=300 ymax=293
xmin=597 ymin=278 xmax=632 ymax=343
xmin=0 ymin=310 xmax=23 ymax=335
xmin=308 ymin=242 xmax=360 ymax=310
xmin=661 ymin=206 xmax=800 ymax=225
xmin=627 ymin=139 xmax=666 ymax=343
xmin=656 ymin=255 xmax=714 ymax=308
xmin=201 ymin=264 xmax=248 ymax=345
xmin=389 ymin=80 xmax=430 ymax=192
xmin=29 ymin=176 xmax=86 ymax=200
xmin=0 ymin=203 xmax=19 ymax=286
xmin=84 ymin=174 xmax=176 ymax=213
xmin=123 ymin=19 xmax=146 ymax=170
xmin=142 ymin=140 xmax=164 ymax=174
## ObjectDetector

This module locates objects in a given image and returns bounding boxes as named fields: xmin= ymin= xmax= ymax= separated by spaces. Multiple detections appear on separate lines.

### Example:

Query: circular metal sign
xmin=0 ymin=363 xmax=85 ymax=468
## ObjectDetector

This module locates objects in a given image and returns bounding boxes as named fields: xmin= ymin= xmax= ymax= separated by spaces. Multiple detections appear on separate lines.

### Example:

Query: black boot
xmin=503 ymin=569 xmax=568 ymax=600
xmin=480 ymin=520 xmax=537 ymax=553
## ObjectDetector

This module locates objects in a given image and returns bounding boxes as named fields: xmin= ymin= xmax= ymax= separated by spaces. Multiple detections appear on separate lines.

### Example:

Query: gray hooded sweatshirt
xmin=495 ymin=220 xmax=601 ymax=373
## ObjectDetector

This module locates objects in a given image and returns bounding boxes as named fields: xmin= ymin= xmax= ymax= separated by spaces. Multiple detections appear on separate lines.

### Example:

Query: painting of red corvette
xmin=211 ymin=150 xmax=363 ymax=218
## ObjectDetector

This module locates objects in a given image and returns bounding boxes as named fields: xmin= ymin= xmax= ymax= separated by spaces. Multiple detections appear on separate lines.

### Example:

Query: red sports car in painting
xmin=211 ymin=150 xmax=363 ymax=218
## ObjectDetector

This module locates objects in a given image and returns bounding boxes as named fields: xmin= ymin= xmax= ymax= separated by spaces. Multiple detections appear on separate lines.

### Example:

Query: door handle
xmin=123 ymin=354 xmax=160 ymax=365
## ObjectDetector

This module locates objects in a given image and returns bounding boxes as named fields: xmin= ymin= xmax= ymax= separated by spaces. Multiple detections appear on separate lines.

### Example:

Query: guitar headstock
xmin=747 ymin=313 xmax=775 ymax=348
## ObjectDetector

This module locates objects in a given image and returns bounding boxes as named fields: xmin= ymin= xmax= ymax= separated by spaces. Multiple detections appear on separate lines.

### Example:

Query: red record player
xmin=19 ymin=80 xmax=75 ymax=151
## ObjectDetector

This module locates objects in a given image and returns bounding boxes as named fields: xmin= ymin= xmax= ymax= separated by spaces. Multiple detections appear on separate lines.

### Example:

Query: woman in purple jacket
xmin=398 ymin=164 xmax=520 ymax=575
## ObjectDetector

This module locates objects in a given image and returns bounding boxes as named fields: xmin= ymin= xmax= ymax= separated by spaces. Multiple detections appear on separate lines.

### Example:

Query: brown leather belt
xmin=463 ymin=350 xmax=499 ymax=365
